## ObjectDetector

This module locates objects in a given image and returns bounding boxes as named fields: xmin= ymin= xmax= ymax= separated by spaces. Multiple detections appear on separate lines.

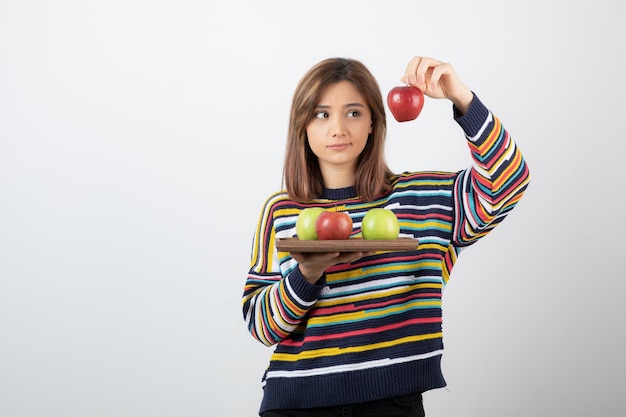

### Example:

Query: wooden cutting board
xmin=275 ymin=237 xmax=419 ymax=253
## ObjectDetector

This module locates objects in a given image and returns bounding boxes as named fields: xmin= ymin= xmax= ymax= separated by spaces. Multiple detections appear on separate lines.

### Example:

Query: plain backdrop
xmin=1 ymin=1 xmax=624 ymax=416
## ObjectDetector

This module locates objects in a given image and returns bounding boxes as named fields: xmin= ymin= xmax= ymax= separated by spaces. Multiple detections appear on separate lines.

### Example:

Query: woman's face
xmin=306 ymin=80 xmax=372 ymax=179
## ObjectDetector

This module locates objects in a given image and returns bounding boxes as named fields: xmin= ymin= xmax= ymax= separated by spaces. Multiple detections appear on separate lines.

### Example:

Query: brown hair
xmin=282 ymin=57 xmax=394 ymax=202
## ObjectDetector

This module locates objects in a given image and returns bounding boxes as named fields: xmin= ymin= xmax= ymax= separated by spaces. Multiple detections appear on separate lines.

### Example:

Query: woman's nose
xmin=330 ymin=117 xmax=346 ymax=136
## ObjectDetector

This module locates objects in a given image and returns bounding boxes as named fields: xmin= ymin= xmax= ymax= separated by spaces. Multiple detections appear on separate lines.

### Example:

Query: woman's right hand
xmin=401 ymin=56 xmax=473 ymax=114
xmin=290 ymin=251 xmax=370 ymax=284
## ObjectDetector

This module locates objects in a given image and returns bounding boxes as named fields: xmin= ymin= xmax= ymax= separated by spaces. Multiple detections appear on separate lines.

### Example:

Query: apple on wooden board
xmin=315 ymin=211 xmax=353 ymax=240
xmin=361 ymin=208 xmax=400 ymax=240
xmin=295 ymin=207 xmax=326 ymax=240
xmin=387 ymin=85 xmax=424 ymax=122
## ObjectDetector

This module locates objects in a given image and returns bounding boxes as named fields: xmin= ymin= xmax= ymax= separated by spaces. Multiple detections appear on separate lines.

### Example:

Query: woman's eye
xmin=314 ymin=111 xmax=329 ymax=119
xmin=348 ymin=110 xmax=360 ymax=118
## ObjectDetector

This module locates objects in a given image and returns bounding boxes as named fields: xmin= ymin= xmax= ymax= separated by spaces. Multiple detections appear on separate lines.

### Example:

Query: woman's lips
xmin=328 ymin=143 xmax=350 ymax=150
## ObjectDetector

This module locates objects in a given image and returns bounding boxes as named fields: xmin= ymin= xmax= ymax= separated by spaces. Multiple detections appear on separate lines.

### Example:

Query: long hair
xmin=282 ymin=57 xmax=394 ymax=202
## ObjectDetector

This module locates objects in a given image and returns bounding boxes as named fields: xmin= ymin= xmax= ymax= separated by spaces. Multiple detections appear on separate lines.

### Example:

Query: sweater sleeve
xmin=241 ymin=193 xmax=324 ymax=346
xmin=451 ymin=93 xmax=531 ymax=246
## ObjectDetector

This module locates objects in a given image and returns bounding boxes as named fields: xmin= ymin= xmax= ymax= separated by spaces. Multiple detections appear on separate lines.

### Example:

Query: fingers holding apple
xmin=401 ymin=56 xmax=451 ymax=99
xmin=399 ymin=56 xmax=473 ymax=113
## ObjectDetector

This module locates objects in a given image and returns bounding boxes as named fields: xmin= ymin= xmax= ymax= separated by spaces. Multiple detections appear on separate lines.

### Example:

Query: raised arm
xmin=401 ymin=56 xmax=530 ymax=245
xmin=452 ymin=96 xmax=530 ymax=245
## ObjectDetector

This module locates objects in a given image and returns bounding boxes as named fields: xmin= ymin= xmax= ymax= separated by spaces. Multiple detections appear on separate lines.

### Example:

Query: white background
xmin=1 ymin=1 xmax=624 ymax=416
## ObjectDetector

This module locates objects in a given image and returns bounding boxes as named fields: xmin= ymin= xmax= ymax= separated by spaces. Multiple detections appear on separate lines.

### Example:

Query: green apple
xmin=295 ymin=207 xmax=325 ymax=240
xmin=361 ymin=208 xmax=399 ymax=240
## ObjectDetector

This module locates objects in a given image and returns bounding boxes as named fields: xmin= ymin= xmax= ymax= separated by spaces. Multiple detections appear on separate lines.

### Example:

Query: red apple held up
xmin=315 ymin=211 xmax=353 ymax=240
xmin=387 ymin=85 xmax=424 ymax=122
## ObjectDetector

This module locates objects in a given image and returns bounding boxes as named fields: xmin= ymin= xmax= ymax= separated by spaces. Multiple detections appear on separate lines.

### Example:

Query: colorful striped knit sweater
xmin=242 ymin=95 xmax=530 ymax=414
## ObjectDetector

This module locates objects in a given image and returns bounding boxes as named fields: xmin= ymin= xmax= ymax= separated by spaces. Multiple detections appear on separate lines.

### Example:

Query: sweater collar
xmin=322 ymin=186 xmax=357 ymax=200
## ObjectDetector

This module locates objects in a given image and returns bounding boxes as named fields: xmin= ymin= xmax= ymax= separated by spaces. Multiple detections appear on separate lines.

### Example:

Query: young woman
xmin=242 ymin=56 xmax=530 ymax=417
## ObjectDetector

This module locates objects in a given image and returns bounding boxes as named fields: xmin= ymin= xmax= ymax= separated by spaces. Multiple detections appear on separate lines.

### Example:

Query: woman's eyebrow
xmin=314 ymin=102 xmax=366 ymax=109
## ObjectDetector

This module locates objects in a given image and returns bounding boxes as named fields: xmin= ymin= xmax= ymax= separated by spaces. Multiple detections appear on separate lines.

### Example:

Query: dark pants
xmin=261 ymin=392 xmax=425 ymax=417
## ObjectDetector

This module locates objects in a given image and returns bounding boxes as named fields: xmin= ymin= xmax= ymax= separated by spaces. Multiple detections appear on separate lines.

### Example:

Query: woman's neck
xmin=320 ymin=164 xmax=356 ymax=189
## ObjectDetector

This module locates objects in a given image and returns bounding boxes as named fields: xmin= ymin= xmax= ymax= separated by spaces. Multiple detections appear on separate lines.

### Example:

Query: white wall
xmin=1 ymin=1 xmax=624 ymax=416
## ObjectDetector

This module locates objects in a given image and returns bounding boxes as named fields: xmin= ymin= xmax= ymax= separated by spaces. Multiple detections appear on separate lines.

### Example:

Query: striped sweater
xmin=242 ymin=95 xmax=530 ymax=414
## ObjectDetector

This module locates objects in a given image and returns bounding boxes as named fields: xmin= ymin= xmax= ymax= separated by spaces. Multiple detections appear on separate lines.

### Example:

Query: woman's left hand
xmin=401 ymin=56 xmax=474 ymax=114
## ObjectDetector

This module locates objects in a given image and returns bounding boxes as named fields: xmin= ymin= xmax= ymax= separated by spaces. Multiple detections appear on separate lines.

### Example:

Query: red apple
xmin=387 ymin=85 xmax=424 ymax=122
xmin=315 ymin=211 xmax=353 ymax=240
